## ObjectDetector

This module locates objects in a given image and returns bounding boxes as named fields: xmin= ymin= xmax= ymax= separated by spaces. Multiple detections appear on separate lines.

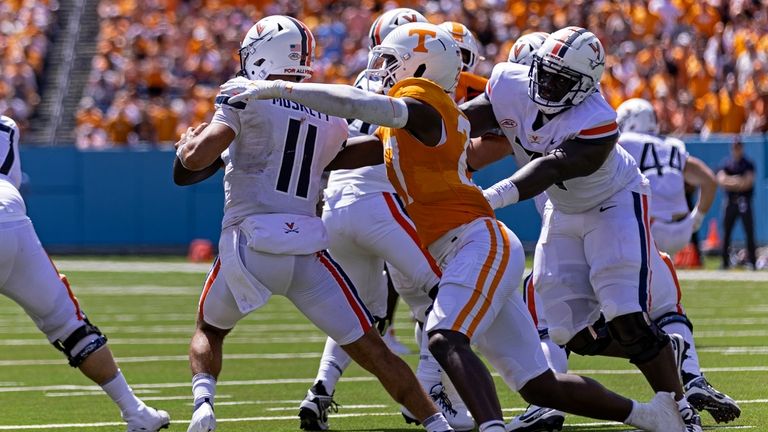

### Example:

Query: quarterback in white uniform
xmin=174 ymin=15 xmax=454 ymax=432
xmin=302 ymin=8 xmax=471 ymax=431
xmin=0 ymin=115 xmax=170 ymax=432
xmin=463 ymin=27 xmax=701 ymax=432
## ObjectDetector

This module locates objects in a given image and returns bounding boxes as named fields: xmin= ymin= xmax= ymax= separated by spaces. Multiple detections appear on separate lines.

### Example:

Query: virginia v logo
xmin=284 ymin=222 xmax=299 ymax=234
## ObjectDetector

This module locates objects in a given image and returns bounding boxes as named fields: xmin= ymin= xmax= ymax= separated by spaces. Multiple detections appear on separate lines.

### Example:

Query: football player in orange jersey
xmin=222 ymin=22 xmax=687 ymax=432
xmin=439 ymin=21 xmax=487 ymax=104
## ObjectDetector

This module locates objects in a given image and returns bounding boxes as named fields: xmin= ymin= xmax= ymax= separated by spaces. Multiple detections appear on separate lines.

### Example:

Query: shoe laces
xmin=680 ymin=404 xmax=701 ymax=426
xmin=430 ymin=385 xmax=458 ymax=417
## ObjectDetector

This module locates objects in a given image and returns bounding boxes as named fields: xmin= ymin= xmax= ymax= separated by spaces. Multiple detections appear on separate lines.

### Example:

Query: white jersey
xmin=0 ymin=116 xmax=27 ymax=222
xmin=619 ymin=131 xmax=689 ymax=221
xmin=324 ymin=72 xmax=393 ymax=209
xmin=212 ymin=96 xmax=348 ymax=229
xmin=486 ymin=62 xmax=642 ymax=213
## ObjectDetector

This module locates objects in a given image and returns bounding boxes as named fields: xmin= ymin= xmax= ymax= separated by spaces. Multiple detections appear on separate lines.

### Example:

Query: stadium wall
xmin=19 ymin=135 xmax=766 ymax=253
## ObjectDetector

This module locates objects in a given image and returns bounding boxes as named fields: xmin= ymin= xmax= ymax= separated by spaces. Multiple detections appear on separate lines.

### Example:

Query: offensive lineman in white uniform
xmin=0 ymin=115 xmax=170 ymax=432
xmin=462 ymin=27 xmax=702 ymax=432
xmin=173 ymin=15 xmax=455 ymax=432
xmin=617 ymin=98 xmax=741 ymax=423
xmin=301 ymin=8 xmax=473 ymax=431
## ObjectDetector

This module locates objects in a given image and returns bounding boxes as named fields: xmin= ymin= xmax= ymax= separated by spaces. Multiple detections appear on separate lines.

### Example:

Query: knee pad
xmin=52 ymin=317 xmax=108 ymax=367
xmin=565 ymin=322 xmax=612 ymax=356
xmin=607 ymin=312 xmax=669 ymax=365
xmin=654 ymin=312 xmax=693 ymax=332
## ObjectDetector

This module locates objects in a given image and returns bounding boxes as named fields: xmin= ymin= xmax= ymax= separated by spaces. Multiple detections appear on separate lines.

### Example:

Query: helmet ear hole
xmin=255 ymin=59 xmax=265 ymax=66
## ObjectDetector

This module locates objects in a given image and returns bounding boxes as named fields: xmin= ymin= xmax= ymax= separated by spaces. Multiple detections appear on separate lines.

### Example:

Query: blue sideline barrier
xmin=17 ymin=134 xmax=766 ymax=252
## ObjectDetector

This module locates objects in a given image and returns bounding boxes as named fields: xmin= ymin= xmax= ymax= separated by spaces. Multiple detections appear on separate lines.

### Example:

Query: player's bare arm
xmin=466 ymin=134 xmax=513 ymax=171
xmin=683 ymin=155 xmax=717 ymax=218
xmin=325 ymin=135 xmax=385 ymax=171
xmin=460 ymin=94 xmax=499 ymax=138
xmin=483 ymin=134 xmax=616 ymax=209
xmin=173 ymin=122 xmax=231 ymax=185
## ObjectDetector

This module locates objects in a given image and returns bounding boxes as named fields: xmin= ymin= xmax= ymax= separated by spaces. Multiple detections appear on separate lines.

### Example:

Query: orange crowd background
xmin=2 ymin=0 xmax=767 ymax=146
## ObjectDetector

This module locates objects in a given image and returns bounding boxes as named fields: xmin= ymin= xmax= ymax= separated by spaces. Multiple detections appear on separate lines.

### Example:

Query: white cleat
xmin=187 ymin=401 xmax=216 ymax=432
xmin=506 ymin=405 xmax=565 ymax=432
xmin=627 ymin=392 xmax=686 ymax=432
xmin=402 ymin=384 xmax=475 ymax=431
xmin=124 ymin=404 xmax=170 ymax=432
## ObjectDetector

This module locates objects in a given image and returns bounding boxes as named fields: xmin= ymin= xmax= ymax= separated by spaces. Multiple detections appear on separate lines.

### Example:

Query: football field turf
xmin=0 ymin=259 xmax=766 ymax=431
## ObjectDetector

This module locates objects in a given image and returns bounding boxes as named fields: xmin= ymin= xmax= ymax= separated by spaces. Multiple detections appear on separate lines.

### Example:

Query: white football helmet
xmin=529 ymin=27 xmax=605 ymax=114
xmin=239 ymin=15 xmax=315 ymax=81
xmin=368 ymin=8 xmax=428 ymax=48
xmin=438 ymin=22 xmax=483 ymax=73
xmin=617 ymin=98 xmax=659 ymax=135
xmin=508 ymin=31 xmax=549 ymax=66
xmin=365 ymin=23 xmax=462 ymax=93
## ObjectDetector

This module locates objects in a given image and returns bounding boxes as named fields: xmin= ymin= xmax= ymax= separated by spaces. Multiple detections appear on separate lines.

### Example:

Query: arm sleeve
xmin=280 ymin=82 xmax=409 ymax=129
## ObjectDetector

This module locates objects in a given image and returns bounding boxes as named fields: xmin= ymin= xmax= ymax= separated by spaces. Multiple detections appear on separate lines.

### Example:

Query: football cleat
xmin=186 ymin=400 xmax=214 ymax=432
xmin=668 ymin=333 xmax=687 ymax=383
xmin=402 ymin=384 xmax=475 ymax=431
xmin=685 ymin=376 xmax=741 ymax=423
xmin=506 ymin=405 xmax=565 ymax=432
xmin=125 ymin=404 xmax=170 ymax=432
xmin=680 ymin=402 xmax=703 ymax=432
xmin=298 ymin=381 xmax=338 ymax=431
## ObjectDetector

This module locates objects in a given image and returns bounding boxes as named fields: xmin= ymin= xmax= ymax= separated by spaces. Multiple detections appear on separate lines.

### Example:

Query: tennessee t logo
xmin=409 ymin=28 xmax=437 ymax=53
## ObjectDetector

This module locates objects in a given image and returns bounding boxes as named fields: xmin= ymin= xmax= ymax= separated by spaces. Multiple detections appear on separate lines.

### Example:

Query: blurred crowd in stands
xmin=2 ymin=0 xmax=767 ymax=146
xmin=0 ymin=0 xmax=56 ymax=132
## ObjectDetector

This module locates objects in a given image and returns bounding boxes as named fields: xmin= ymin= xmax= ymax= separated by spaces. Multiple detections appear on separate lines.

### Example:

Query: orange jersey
xmin=376 ymin=77 xmax=495 ymax=247
xmin=454 ymin=71 xmax=488 ymax=104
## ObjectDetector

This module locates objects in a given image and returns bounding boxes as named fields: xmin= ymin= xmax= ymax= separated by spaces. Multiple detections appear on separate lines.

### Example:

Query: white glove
xmin=220 ymin=77 xmax=286 ymax=103
xmin=690 ymin=208 xmax=705 ymax=231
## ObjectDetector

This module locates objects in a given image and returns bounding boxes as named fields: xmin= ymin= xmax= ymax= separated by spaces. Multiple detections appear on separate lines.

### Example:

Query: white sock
xmin=478 ymin=419 xmax=506 ymax=432
xmin=417 ymin=332 xmax=442 ymax=392
xmin=423 ymin=412 xmax=451 ymax=432
xmin=192 ymin=373 xmax=217 ymax=409
xmin=663 ymin=322 xmax=702 ymax=383
xmin=101 ymin=369 xmax=142 ymax=416
xmin=314 ymin=337 xmax=351 ymax=394
xmin=541 ymin=336 xmax=569 ymax=373
xmin=677 ymin=396 xmax=690 ymax=409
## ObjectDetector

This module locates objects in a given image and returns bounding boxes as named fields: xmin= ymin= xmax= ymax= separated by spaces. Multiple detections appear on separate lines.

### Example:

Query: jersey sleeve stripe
xmin=577 ymin=121 xmax=618 ymax=138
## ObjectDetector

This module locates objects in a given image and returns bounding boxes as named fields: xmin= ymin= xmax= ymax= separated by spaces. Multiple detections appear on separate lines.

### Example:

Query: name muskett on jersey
xmin=212 ymin=97 xmax=348 ymax=228
xmin=486 ymin=62 xmax=642 ymax=213
xmin=619 ymin=131 xmax=689 ymax=221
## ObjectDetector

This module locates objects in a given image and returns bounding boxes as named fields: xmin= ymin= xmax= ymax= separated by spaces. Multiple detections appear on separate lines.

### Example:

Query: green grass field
xmin=0 ymin=259 xmax=765 ymax=431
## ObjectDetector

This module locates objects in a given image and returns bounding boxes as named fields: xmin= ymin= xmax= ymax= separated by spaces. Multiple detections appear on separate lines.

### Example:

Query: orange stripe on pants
xmin=465 ymin=221 xmax=510 ymax=337
xmin=198 ymin=258 xmax=221 ymax=322
xmin=451 ymin=219 xmax=498 ymax=336
xmin=660 ymin=252 xmax=684 ymax=314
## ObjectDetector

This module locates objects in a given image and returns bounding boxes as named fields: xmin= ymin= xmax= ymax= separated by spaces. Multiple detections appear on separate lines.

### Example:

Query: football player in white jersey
xmin=0 ymin=115 xmax=170 ymax=432
xmin=302 ymin=8 xmax=473 ymax=431
xmin=222 ymin=21 xmax=693 ymax=432
xmin=462 ymin=27 xmax=702 ymax=432
xmin=617 ymin=98 xmax=740 ymax=423
xmin=174 ymin=16 xmax=455 ymax=432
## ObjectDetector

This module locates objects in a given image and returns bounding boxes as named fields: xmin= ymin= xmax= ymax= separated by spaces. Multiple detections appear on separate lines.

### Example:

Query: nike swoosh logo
xmin=599 ymin=205 xmax=616 ymax=212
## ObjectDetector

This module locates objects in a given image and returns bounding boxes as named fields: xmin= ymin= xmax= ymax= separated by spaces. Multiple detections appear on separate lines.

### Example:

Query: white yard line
xmin=54 ymin=260 xmax=211 ymax=274
xmin=0 ymin=352 xmax=322 ymax=367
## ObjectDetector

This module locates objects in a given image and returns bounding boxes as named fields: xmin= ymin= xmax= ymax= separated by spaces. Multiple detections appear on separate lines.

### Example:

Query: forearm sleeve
xmin=278 ymin=81 xmax=408 ymax=128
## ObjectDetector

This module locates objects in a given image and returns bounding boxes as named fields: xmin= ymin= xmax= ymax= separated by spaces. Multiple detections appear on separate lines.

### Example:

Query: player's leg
xmin=741 ymin=200 xmax=757 ymax=268
xmin=187 ymin=257 xmax=245 ymax=432
xmin=0 ymin=220 xmax=169 ymax=431
xmin=585 ymin=191 xmax=700 ymax=430
xmin=291 ymin=251 xmax=452 ymax=432
xmin=426 ymin=219 xmax=524 ymax=431
xmin=651 ymin=252 xmax=741 ymax=423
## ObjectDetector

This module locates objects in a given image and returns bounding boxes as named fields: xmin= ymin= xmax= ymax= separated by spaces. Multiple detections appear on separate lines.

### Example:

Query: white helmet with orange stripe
xmin=438 ymin=21 xmax=483 ymax=73
xmin=529 ymin=26 xmax=605 ymax=114
xmin=508 ymin=31 xmax=548 ymax=66
xmin=239 ymin=15 xmax=315 ymax=82
xmin=365 ymin=22 xmax=462 ymax=93
xmin=368 ymin=8 xmax=428 ymax=49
